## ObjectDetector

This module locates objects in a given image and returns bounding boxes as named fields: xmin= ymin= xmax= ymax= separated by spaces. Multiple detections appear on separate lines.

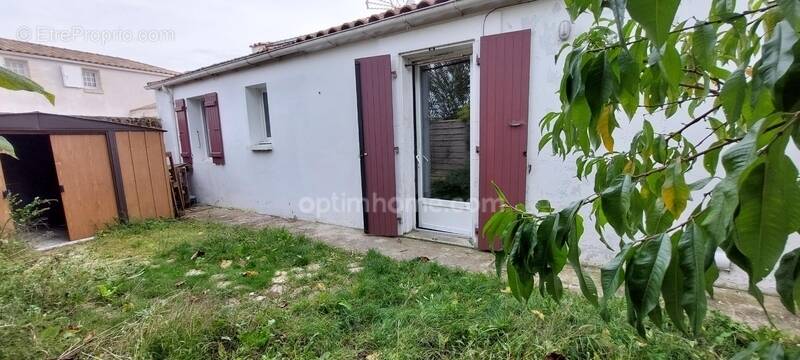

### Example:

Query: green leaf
xmin=618 ymin=51 xmax=641 ymax=119
xmin=0 ymin=136 xmax=17 ymax=159
xmin=626 ymin=0 xmax=679 ymax=47
xmin=661 ymin=159 xmax=690 ymax=217
xmin=483 ymin=208 xmax=515 ymax=248
xmin=568 ymin=214 xmax=599 ymax=305
xmin=659 ymin=45 xmax=683 ymax=86
xmin=705 ymin=262 xmax=720 ymax=298
xmin=734 ymin=135 xmax=800 ymax=283
xmin=702 ymin=120 xmax=766 ymax=244
xmin=0 ymin=67 xmax=55 ymax=105
xmin=646 ymin=200 xmax=675 ymax=235
xmin=601 ymin=244 xmax=634 ymax=320
xmin=585 ymin=54 xmax=616 ymax=118
xmin=506 ymin=262 xmax=533 ymax=303
xmin=778 ymin=0 xmax=800 ymax=31
xmin=774 ymin=39 xmax=800 ymax=112
xmin=719 ymin=69 xmax=747 ymax=124
xmin=564 ymin=0 xmax=592 ymax=21
xmin=703 ymin=142 xmax=722 ymax=175
xmin=689 ymin=177 xmax=713 ymax=191
xmin=752 ymin=21 xmax=798 ymax=91
xmin=544 ymin=272 xmax=564 ymax=302
xmin=601 ymin=175 xmax=633 ymax=236
xmin=692 ymin=22 xmax=717 ymax=69
xmin=542 ymin=214 xmax=568 ymax=273
xmin=626 ymin=235 xmax=672 ymax=335
xmin=662 ymin=232 xmax=687 ymax=333
xmin=775 ymin=248 xmax=800 ymax=314
xmin=710 ymin=0 xmax=735 ymax=21
xmin=678 ymin=223 xmax=708 ymax=335
xmin=536 ymin=200 xmax=554 ymax=213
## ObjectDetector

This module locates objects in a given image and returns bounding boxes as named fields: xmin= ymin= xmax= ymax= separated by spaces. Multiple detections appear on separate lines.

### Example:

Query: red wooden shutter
xmin=203 ymin=93 xmax=225 ymax=165
xmin=174 ymin=99 xmax=192 ymax=164
xmin=478 ymin=29 xmax=532 ymax=250
xmin=355 ymin=55 xmax=398 ymax=237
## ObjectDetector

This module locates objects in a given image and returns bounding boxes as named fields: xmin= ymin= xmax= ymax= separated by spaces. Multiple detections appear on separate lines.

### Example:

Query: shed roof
xmin=0 ymin=38 xmax=179 ymax=76
xmin=0 ymin=112 xmax=164 ymax=133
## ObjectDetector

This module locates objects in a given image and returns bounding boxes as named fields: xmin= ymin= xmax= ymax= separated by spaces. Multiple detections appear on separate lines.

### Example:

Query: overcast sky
xmin=1 ymin=0 xmax=380 ymax=72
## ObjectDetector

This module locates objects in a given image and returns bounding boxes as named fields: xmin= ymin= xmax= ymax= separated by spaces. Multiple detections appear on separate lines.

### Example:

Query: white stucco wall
xmin=155 ymin=0 xmax=799 ymax=292
xmin=0 ymin=52 xmax=169 ymax=117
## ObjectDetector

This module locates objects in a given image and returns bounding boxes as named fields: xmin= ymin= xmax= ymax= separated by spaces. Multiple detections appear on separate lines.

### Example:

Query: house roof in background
xmin=0 ymin=37 xmax=179 ymax=76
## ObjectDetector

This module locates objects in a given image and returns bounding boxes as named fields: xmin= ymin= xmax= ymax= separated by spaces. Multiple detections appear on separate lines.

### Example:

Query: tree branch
xmin=633 ymin=136 xmax=743 ymax=180
xmin=639 ymin=95 xmax=718 ymax=110
xmin=680 ymin=83 xmax=720 ymax=96
xmin=666 ymin=105 xmax=722 ymax=141
xmin=587 ymin=4 xmax=777 ymax=53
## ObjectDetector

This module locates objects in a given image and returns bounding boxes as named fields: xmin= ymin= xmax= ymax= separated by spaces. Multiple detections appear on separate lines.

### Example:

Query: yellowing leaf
xmin=624 ymin=160 xmax=636 ymax=175
xmin=662 ymin=159 xmax=690 ymax=217
xmin=596 ymin=105 xmax=616 ymax=152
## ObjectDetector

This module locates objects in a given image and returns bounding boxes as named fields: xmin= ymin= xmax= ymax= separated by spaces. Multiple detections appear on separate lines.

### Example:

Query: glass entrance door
xmin=415 ymin=59 xmax=473 ymax=236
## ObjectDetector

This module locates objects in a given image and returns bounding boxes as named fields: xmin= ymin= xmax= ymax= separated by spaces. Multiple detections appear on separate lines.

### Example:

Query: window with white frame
xmin=3 ymin=58 xmax=30 ymax=78
xmin=81 ymin=68 xmax=101 ymax=90
xmin=245 ymin=84 xmax=273 ymax=150
xmin=186 ymin=97 xmax=210 ymax=157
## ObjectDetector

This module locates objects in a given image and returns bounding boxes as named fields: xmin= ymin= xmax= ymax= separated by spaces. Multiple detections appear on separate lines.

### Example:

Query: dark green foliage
xmin=489 ymin=0 xmax=800 ymax=348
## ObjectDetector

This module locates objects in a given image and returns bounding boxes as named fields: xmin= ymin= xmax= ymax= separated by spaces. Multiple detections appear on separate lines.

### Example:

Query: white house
xmin=0 ymin=38 xmax=177 ymax=117
xmin=148 ymin=0 xmax=799 ymax=292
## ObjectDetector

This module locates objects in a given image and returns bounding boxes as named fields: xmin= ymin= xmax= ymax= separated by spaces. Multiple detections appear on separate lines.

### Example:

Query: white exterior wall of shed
xmin=0 ymin=53 xmax=168 ymax=117
xmin=155 ymin=0 xmax=799 ymax=292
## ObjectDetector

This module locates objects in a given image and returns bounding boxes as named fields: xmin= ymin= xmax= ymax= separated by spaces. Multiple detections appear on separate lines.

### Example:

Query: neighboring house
xmin=0 ymin=38 xmax=178 ymax=117
xmin=148 ymin=0 xmax=798 ymax=291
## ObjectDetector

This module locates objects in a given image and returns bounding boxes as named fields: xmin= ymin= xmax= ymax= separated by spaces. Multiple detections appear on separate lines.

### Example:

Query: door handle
xmin=509 ymin=122 xmax=524 ymax=128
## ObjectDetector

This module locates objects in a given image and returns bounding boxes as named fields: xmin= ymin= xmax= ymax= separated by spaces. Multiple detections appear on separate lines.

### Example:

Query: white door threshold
xmin=404 ymin=229 xmax=474 ymax=248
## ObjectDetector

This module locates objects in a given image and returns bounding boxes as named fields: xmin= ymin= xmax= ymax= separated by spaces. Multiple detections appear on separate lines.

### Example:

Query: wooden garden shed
xmin=0 ymin=112 xmax=174 ymax=241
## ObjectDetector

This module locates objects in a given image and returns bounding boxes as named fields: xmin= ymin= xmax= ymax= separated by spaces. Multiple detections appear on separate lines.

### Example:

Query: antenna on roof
xmin=365 ymin=0 xmax=414 ymax=10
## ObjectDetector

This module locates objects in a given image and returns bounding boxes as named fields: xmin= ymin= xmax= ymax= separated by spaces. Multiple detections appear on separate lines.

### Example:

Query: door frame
xmin=407 ymin=43 xmax=477 ymax=245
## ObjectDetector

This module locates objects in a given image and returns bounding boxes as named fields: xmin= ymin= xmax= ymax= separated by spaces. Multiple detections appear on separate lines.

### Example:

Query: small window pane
xmin=82 ymin=69 xmax=99 ymax=89
xmin=4 ymin=59 xmax=29 ymax=78
xmin=262 ymin=91 xmax=272 ymax=139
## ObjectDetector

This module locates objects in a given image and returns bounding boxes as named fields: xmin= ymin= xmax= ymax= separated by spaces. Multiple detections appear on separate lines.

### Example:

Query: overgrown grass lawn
xmin=0 ymin=220 xmax=796 ymax=359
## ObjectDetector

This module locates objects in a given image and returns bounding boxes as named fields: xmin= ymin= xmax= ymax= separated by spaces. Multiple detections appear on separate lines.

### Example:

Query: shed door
xmin=51 ymin=134 xmax=119 ymax=240
xmin=356 ymin=55 xmax=398 ymax=237
xmin=478 ymin=30 xmax=532 ymax=250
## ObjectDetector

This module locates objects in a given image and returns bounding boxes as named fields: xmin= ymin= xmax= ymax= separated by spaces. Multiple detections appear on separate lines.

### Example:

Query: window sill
xmin=250 ymin=143 xmax=273 ymax=152
xmin=83 ymin=88 xmax=103 ymax=94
